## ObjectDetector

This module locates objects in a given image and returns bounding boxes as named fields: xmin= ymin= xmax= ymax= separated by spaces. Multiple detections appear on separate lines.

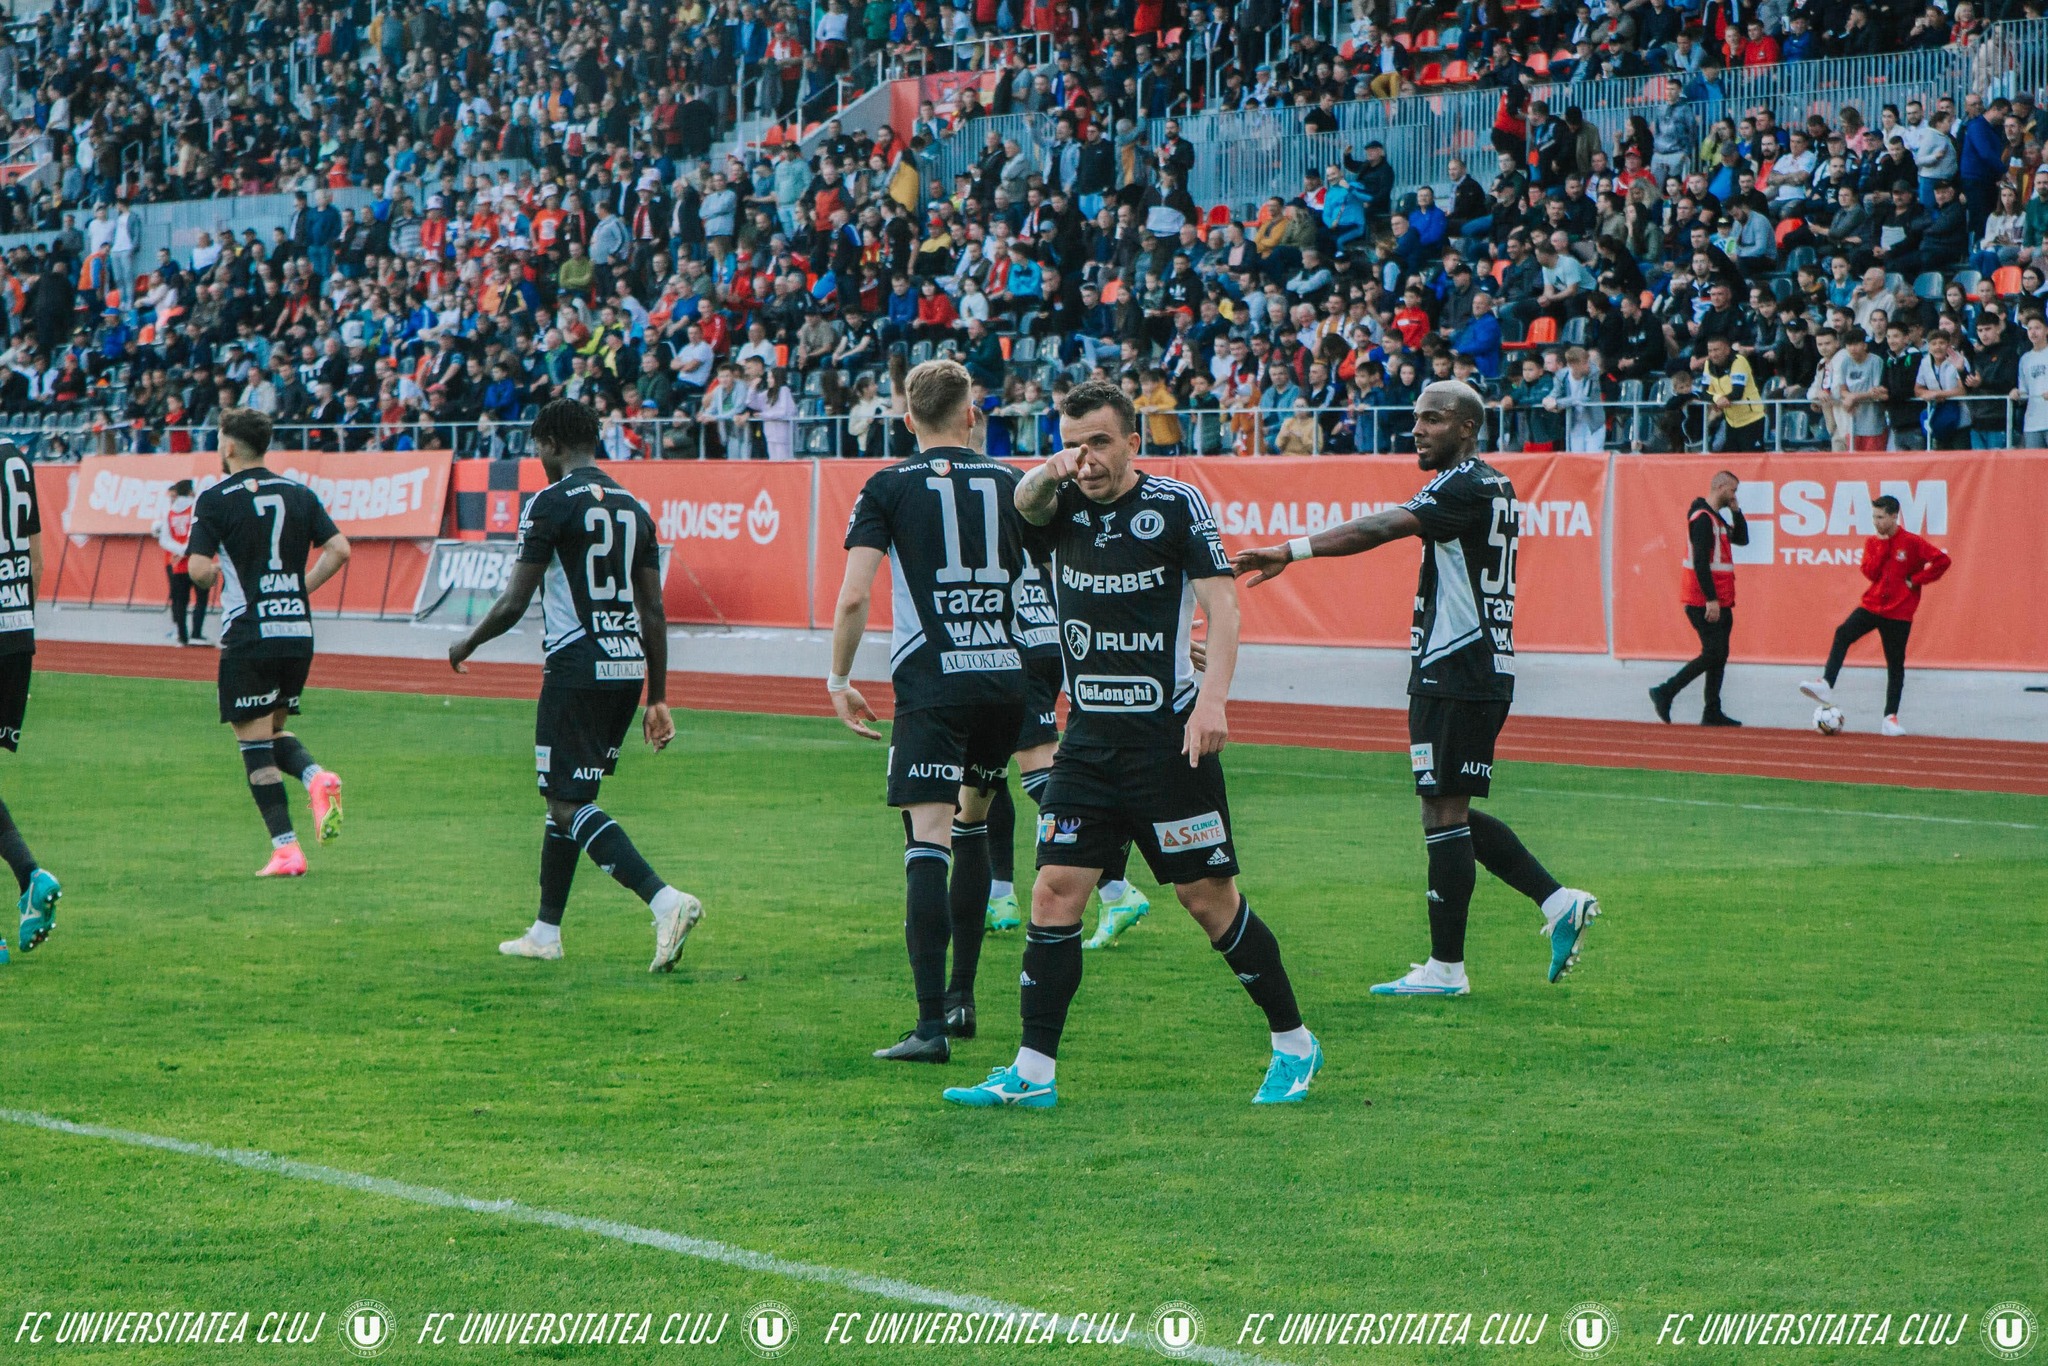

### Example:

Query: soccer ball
xmin=1813 ymin=705 xmax=1847 ymax=735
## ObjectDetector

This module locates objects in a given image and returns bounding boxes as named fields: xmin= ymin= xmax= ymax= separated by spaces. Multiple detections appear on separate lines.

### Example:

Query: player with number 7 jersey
xmin=187 ymin=408 xmax=352 ymax=876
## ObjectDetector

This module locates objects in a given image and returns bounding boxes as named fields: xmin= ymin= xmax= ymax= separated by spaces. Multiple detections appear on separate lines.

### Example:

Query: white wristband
xmin=826 ymin=672 xmax=851 ymax=693
xmin=1287 ymin=536 xmax=1315 ymax=562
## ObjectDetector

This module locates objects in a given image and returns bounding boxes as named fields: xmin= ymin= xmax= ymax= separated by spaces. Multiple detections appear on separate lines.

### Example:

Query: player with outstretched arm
xmin=1233 ymin=380 xmax=1600 ymax=998
xmin=943 ymin=378 xmax=1323 ymax=1109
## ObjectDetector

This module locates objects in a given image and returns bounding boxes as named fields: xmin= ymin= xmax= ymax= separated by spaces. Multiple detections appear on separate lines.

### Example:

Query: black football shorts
xmin=0 ymin=651 xmax=30 ymax=751
xmin=1014 ymin=654 xmax=1064 ymax=751
xmin=1408 ymin=695 xmax=1512 ymax=798
xmin=885 ymin=701 xmax=1024 ymax=807
xmin=535 ymin=684 xmax=642 ymax=802
xmin=217 ymin=652 xmax=311 ymax=725
xmin=1036 ymin=741 xmax=1239 ymax=886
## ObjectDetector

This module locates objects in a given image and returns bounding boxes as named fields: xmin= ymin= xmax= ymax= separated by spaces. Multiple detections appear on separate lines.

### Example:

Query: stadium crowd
xmin=0 ymin=0 xmax=2044 ymax=457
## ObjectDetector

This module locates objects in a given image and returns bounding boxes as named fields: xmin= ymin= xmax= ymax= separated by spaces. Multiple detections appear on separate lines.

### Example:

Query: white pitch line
xmin=0 ymin=1108 xmax=1280 ymax=1366
xmin=1234 ymin=766 xmax=2046 ymax=832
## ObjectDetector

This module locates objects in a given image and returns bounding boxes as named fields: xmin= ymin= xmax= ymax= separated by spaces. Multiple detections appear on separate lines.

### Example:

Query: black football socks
xmin=1211 ymin=898 xmax=1303 ymax=1034
xmin=947 ymin=821 xmax=989 ymax=999
xmin=567 ymin=804 xmax=665 ymax=903
xmin=904 ymin=840 xmax=952 ymax=1039
xmin=1019 ymin=921 xmax=1084 ymax=1060
xmin=1424 ymin=823 xmax=1476 ymax=964
xmin=240 ymin=741 xmax=297 ymax=847
xmin=1467 ymin=809 xmax=1563 ymax=908
xmin=0 ymin=796 xmax=37 ymax=893
xmin=537 ymin=819 xmax=580 ymax=926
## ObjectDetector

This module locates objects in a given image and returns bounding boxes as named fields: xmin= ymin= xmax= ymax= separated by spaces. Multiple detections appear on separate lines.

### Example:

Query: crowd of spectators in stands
xmin=0 ymin=0 xmax=2044 ymax=456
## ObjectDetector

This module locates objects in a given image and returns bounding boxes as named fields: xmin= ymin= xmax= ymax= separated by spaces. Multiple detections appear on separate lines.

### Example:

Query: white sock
xmin=1540 ymin=887 xmax=1576 ymax=922
xmin=1013 ymin=1047 xmax=1057 ymax=1085
xmin=1270 ymin=1026 xmax=1315 ymax=1058
xmin=272 ymin=832 xmax=299 ymax=849
xmin=648 ymin=885 xmax=680 ymax=921
xmin=301 ymin=763 xmax=326 ymax=784
xmin=990 ymin=879 xmax=1014 ymax=899
xmin=1099 ymin=879 xmax=1131 ymax=902
xmin=528 ymin=920 xmax=561 ymax=946
xmin=1424 ymin=957 xmax=1467 ymax=983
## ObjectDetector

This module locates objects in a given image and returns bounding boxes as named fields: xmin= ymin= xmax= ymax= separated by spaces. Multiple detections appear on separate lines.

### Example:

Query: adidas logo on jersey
xmin=1070 ymin=509 xmax=1091 ymax=526
xmin=1207 ymin=848 xmax=1231 ymax=867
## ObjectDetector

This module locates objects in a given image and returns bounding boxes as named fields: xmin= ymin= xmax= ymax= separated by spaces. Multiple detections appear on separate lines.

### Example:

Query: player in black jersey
xmin=830 ymin=359 xmax=1028 ymax=1063
xmin=186 ymin=409 xmax=352 ymax=877
xmin=978 ymin=551 xmax=1150 ymax=944
xmin=0 ymin=441 xmax=61 ymax=958
xmin=451 ymin=399 xmax=702 ymax=972
xmin=1235 ymin=381 xmax=1600 ymax=996
xmin=943 ymin=379 xmax=1322 ymax=1110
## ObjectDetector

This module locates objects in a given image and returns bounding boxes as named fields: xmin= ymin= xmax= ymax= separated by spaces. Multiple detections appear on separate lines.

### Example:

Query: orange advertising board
xmin=60 ymin=450 xmax=453 ymax=539
xmin=1612 ymin=451 xmax=2046 ymax=670
xmin=601 ymin=460 xmax=813 ymax=627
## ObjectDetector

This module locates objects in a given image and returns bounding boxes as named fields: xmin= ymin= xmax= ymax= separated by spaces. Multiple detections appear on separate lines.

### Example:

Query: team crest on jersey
xmin=243 ymin=478 xmax=259 ymax=494
xmin=1131 ymin=509 xmax=1165 ymax=540
xmin=929 ymin=457 xmax=951 ymax=477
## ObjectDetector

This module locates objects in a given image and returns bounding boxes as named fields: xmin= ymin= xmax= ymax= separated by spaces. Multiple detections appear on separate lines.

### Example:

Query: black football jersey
xmin=844 ymin=447 xmax=1027 ymax=713
xmin=515 ymin=465 xmax=659 ymax=692
xmin=1402 ymin=458 xmax=1517 ymax=702
xmin=1011 ymin=548 xmax=1059 ymax=662
xmin=188 ymin=468 xmax=340 ymax=658
xmin=0 ymin=442 xmax=41 ymax=657
xmin=1027 ymin=472 xmax=1230 ymax=749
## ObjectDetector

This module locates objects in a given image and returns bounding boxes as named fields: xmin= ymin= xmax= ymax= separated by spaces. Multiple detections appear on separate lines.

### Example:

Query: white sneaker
xmin=499 ymin=932 xmax=563 ymax=960
xmin=649 ymin=887 xmax=704 ymax=972
xmin=1369 ymin=960 xmax=1471 ymax=996
xmin=1881 ymin=715 xmax=1906 ymax=737
xmin=1799 ymin=678 xmax=1834 ymax=703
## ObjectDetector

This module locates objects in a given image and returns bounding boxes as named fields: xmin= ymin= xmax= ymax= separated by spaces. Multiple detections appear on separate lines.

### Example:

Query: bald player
xmin=1233 ymin=381 xmax=1600 ymax=997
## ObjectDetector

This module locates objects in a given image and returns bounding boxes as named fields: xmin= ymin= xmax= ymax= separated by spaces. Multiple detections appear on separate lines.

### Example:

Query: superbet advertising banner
xmin=601 ymin=459 xmax=813 ymax=627
xmin=1611 ymin=451 xmax=2048 ymax=670
xmin=58 ymin=451 xmax=453 ymax=539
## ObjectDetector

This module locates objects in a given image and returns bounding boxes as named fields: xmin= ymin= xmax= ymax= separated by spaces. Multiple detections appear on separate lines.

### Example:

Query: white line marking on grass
xmin=1236 ymin=766 xmax=2046 ymax=832
xmin=0 ymin=1108 xmax=1282 ymax=1366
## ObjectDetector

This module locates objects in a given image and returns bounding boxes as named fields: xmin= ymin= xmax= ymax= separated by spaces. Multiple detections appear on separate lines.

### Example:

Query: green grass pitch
xmin=0 ymin=672 xmax=2043 ymax=1363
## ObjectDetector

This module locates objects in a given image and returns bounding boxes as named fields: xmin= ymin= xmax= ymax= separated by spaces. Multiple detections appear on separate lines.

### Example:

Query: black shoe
xmin=943 ymin=991 xmax=976 ymax=1039
xmin=872 ymin=1029 xmax=951 ymax=1063
xmin=1648 ymin=685 xmax=1673 ymax=723
xmin=1701 ymin=711 xmax=1744 ymax=727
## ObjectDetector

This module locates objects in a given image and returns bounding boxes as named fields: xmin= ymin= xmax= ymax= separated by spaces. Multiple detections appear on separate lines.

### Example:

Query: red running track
xmin=37 ymin=639 xmax=2048 ymax=797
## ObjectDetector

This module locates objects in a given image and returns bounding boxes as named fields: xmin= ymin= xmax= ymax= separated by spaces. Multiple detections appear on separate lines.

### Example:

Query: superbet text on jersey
xmin=1027 ymin=473 xmax=1230 ymax=747
xmin=515 ymin=466 xmax=660 ymax=691
xmin=844 ymin=448 xmax=1029 ymax=710
xmin=1402 ymin=458 xmax=1518 ymax=702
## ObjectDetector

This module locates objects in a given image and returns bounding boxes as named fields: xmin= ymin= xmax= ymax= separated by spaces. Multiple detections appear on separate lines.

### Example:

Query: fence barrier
xmin=30 ymin=448 xmax=2046 ymax=670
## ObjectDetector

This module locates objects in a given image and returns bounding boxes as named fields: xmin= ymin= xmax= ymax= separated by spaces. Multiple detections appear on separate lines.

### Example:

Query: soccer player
xmin=451 ymin=398 xmax=702 ymax=971
xmin=1648 ymin=469 xmax=1748 ymax=727
xmin=1233 ymin=381 xmax=1600 ymax=998
xmin=830 ymin=359 xmax=1027 ymax=1062
xmin=0 ymin=440 xmax=61 ymax=955
xmin=1799 ymin=494 xmax=1950 ymax=736
xmin=981 ymin=554 xmax=1152 ymax=948
xmin=944 ymin=378 xmax=1321 ymax=1109
xmin=186 ymin=409 xmax=350 ymax=876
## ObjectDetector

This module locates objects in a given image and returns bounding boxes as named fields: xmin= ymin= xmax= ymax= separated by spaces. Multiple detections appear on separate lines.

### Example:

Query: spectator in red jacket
xmin=1739 ymin=20 xmax=1781 ymax=67
xmin=1798 ymin=494 xmax=1952 ymax=735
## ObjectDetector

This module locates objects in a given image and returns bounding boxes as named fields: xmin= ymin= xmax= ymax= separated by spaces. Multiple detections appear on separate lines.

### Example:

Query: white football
xmin=1813 ymin=704 xmax=1847 ymax=735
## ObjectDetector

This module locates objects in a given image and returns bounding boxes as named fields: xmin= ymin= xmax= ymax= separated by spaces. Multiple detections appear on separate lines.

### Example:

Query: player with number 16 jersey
xmin=0 ymin=440 xmax=60 ymax=956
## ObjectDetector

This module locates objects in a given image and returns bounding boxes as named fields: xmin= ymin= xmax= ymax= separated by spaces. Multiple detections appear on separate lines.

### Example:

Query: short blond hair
xmin=905 ymin=358 xmax=973 ymax=432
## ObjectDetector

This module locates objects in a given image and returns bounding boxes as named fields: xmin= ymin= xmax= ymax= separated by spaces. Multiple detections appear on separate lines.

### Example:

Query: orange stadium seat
xmin=1443 ymin=60 xmax=1474 ymax=82
xmin=1417 ymin=61 xmax=1444 ymax=85
xmin=1994 ymin=265 xmax=2024 ymax=296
